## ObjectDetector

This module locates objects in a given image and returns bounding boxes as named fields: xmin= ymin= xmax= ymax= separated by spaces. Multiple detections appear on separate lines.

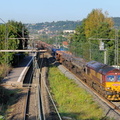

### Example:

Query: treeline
xmin=0 ymin=20 xmax=29 ymax=66
xmin=26 ymin=21 xmax=82 ymax=32
xmin=70 ymin=9 xmax=120 ymax=65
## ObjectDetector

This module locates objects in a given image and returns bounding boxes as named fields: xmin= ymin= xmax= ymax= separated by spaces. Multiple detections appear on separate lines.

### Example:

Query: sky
xmin=0 ymin=0 xmax=120 ymax=23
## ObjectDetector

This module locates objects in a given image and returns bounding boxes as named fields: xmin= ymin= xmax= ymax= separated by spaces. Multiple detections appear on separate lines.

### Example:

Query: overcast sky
xmin=0 ymin=0 xmax=119 ymax=23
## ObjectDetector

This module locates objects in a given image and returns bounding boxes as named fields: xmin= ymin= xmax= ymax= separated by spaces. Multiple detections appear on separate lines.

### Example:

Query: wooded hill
xmin=25 ymin=17 xmax=120 ymax=32
xmin=25 ymin=21 xmax=82 ymax=32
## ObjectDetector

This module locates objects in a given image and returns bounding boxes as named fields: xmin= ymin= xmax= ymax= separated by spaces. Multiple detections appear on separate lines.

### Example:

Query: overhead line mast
xmin=89 ymin=37 xmax=118 ymax=65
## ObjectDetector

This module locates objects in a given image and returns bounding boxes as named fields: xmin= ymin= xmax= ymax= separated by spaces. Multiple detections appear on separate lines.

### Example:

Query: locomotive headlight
xmin=106 ymin=87 xmax=111 ymax=90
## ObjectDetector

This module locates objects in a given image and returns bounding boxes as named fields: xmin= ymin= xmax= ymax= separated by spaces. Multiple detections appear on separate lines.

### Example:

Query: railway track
xmin=23 ymin=84 xmax=43 ymax=120
xmin=2 ymin=53 xmax=44 ymax=120
xmin=23 ymin=53 xmax=44 ymax=120
xmin=58 ymin=64 xmax=120 ymax=119
xmin=39 ymin=52 xmax=63 ymax=120
xmin=113 ymin=101 xmax=120 ymax=107
xmin=7 ymin=52 xmax=54 ymax=120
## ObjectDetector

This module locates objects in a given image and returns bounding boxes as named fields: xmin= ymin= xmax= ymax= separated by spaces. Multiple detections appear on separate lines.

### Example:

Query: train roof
xmin=86 ymin=61 xmax=117 ymax=75
xmin=99 ymin=66 xmax=116 ymax=75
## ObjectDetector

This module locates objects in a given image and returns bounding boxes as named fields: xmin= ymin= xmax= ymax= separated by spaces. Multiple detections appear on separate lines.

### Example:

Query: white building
xmin=63 ymin=30 xmax=75 ymax=33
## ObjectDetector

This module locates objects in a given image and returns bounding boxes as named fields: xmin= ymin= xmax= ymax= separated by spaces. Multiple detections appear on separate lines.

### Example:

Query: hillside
xmin=26 ymin=21 xmax=82 ymax=33
xmin=25 ymin=17 xmax=120 ymax=33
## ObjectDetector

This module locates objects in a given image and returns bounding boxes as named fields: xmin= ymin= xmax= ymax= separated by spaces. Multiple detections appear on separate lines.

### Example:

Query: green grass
xmin=48 ymin=65 xmax=105 ymax=120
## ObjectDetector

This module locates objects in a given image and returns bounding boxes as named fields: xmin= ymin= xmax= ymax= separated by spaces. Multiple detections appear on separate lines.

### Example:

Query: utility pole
xmin=89 ymin=40 xmax=92 ymax=60
xmin=115 ymin=28 xmax=118 ymax=65
xmin=89 ymin=38 xmax=115 ymax=64
xmin=0 ymin=18 xmax=9 ymax=76
xmin=22 ymin=27 xmax=25 ymax=49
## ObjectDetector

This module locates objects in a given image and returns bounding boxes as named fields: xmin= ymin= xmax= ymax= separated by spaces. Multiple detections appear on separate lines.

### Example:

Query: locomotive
xmin=37 ymin=41 xmax=120 ymax=101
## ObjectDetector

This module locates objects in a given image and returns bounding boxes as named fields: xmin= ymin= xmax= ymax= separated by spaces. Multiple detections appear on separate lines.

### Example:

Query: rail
xmin=23 ymin=65 xmax=33 ymax=120
xmin=37 ymin=85 xmax=43 ymax=120
xmin=23 ymin=55 xmax=42 ymax=120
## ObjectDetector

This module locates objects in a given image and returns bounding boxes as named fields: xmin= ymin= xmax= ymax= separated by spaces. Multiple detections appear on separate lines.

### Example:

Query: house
xmin=62 ymin=41 xmax=68 ymax=48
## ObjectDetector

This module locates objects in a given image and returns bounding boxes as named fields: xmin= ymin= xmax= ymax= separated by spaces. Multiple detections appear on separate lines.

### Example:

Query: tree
xmin=0 ymin=20 xmax=29 ymax=65
xmin=69 ymin=22 xmax=86 ymax=57
xmin=70 ymin=9 xmax=116 ymax=65
xmin=7 ymin=20 xmax=29 ymax=49
xmin=84 ymin=9 xmax=114 ymax=38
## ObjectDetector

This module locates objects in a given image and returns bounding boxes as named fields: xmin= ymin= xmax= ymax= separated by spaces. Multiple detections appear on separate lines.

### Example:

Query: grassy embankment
xmin=48 ymin=65 xmax=110 ymax=120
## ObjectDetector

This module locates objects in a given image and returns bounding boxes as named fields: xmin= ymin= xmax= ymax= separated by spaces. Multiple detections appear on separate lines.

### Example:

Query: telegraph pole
xmin=115 ymin=28 xmax=118 ymax=65
xmin=89 ymin=38 xmax=115 ymax=64
xmin=0 ymin=18 xmax=9 ymax=76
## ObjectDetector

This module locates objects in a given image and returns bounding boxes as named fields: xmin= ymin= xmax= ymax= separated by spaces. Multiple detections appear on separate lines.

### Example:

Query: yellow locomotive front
xmin=105 ymin=71 xmax=120 ymax=101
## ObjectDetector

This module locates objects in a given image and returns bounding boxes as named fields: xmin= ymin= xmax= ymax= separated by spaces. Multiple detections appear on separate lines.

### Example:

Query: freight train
xmin=37 ymin=41 xmax=120 ymax=101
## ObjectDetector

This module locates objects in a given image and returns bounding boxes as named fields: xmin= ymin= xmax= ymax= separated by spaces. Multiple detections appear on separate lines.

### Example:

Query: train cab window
xmin=106 ymin=75 xmax=115 ymax=82
xmin=117 ymin=75 xmax=120 ymax=82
